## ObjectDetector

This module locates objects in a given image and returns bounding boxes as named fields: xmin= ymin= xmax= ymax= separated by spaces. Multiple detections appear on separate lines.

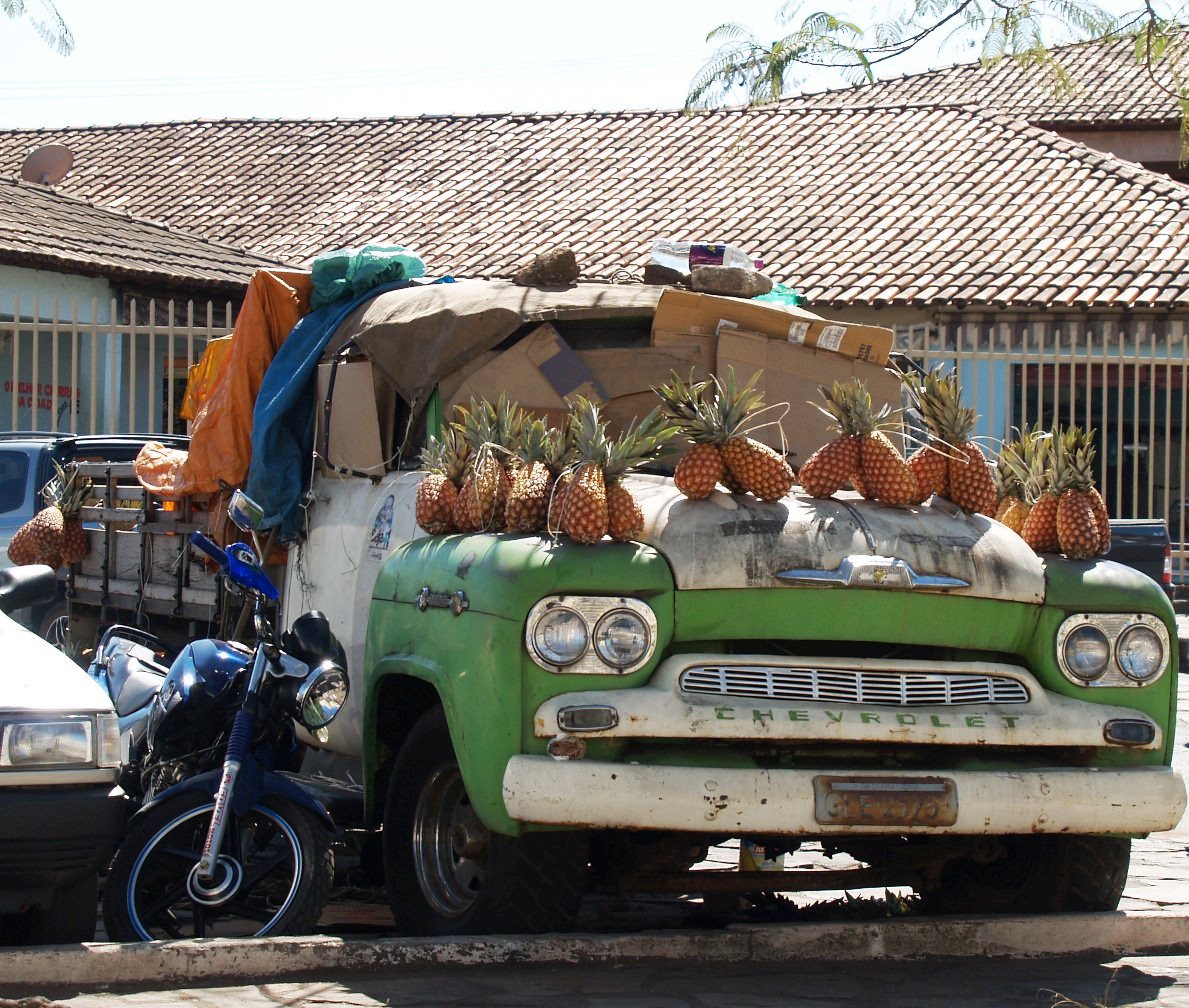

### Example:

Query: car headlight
xmin=0 ymin=716 xmax=94 ymax=767
xmin=1117 ymin=624 xmax=1165 ymax=682
xmin=1062 ymin=624 xmax=1111 ymax=682
xmin=531 ymin=607 xmax=589 ymax=667
xmin=526 ymin=596 xmax=658 ymax=674
xmin=1056 ymin=613 xmax=1170 ymax=687
xmin=594 ymin=610 xmax=650 ymax=669
xmin=295 ymin=661 xmax=349 ymax=731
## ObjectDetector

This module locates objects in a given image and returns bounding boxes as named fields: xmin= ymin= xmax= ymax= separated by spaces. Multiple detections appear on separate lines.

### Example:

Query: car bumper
xmin=0 ymin=785 xmax=127 ymax=912
xmin=502 ymin=757 xmax=1187 ymax=836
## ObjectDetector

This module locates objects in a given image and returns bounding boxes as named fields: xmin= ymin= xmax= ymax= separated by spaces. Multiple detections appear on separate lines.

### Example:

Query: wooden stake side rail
xmin=67 ymin=461 xmax=224 ymax=624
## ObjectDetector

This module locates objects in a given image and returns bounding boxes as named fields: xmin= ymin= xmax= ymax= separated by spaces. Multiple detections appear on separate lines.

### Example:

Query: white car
xmin=0 ymin=564 xmax=126 ymax=944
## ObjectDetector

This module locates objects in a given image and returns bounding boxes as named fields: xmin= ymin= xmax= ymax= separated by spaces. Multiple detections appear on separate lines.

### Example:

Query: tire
xmin=19 ymin=874 xmax=98 ymax=945
xmin=920 ymin=835 xmax=1131 ymax=915
xmin=383 ymin=706 xmax=588 ymax=936
xmin=103 ymin=791 xmax=333 ymax=941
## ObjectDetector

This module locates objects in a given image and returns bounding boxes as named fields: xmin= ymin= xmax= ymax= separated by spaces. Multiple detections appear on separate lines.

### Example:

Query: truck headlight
xmin=1117 ymin=625 xmax=1164 ymax=682
xmin=594 ymin=610 xmax=649 ymax=668
xmin=526 ymin=596 xmax=657 ymax=674
xmin=1056 ymin=613 xmax=1170 ymax=687
xmin=1062 ymin=625 xmax=1111 ymax=681
xmin=531 ymin=607 xmax=589 ymax=666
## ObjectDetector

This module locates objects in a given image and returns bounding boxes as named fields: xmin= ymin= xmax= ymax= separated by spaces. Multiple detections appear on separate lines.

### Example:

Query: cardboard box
xmin=577 ymin=344 xmax=704 ymax=437
xmin=315 ymin=358 xmax=386 ymax=477
xmin=716 ymin=329 xmax=903 ymax=465
xmin=652 ymin=289 xmax=894 ymax=367
xmin=447 ymin=323 xmax=607 ymax=425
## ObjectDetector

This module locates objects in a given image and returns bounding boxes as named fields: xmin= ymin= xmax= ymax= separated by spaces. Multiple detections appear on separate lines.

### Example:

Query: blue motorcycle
xmin=102 ymin=515 xmax=349 ymax=941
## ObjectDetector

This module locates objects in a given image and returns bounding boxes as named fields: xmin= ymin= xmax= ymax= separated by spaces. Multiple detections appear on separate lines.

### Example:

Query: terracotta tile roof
xmin=788 ymin=30 xmax=1188 ymax=127
xmin=0 ymin=104 xmax=1186 ymax=310
xmin=0 ymin=175 xmax=289 ymax=292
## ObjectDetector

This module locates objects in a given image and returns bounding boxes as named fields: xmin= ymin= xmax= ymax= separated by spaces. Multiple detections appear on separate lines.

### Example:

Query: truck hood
xmin=628 ymin=474 xmax=1045 ymax=605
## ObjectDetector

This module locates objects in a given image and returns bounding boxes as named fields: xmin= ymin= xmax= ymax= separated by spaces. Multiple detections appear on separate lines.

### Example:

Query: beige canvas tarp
xmin=329 ymin=280 xmax=664 ymax=415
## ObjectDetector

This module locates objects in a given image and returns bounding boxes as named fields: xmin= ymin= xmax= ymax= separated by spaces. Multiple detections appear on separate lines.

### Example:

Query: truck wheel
xmin=921 ymin=835 xmax=1130 ymax=914
xmin=383 ymin=706 xmax=588 ymax=936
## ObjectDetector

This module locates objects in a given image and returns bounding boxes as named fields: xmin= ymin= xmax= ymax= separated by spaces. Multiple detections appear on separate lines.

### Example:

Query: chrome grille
xmin=679 ymin=665 xmax=1030 ymax=705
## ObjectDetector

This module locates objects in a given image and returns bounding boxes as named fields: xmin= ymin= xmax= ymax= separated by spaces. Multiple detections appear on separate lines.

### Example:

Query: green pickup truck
xmin=284 ymin=279 xmax=1184 ymax=936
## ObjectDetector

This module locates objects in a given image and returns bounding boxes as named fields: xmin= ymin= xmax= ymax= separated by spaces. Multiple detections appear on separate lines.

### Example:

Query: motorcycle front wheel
xmin=103 ymin=791 xmax=333 ymax=941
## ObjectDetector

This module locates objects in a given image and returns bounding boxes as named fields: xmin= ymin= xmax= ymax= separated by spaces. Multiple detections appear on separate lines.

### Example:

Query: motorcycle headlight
xmin=1 ymin=717 xmax=93 ymax=767
xmin=1117 ymin=624 xmax=1165 ymax=682
xmin=1062 ymin=624 xmax=1112 ymax=682
xmin=295 ymin=661 xmax=349 ymax=731
xmin=530 ymin=607 xmax=589 ymax=667
xmin=594 ymin=610 xmax=650 ymax=669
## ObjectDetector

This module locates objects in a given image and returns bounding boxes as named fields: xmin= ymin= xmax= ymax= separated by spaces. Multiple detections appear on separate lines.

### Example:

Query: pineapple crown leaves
xmin=419 ymin=426 xmax=470 ymax=484
xmin=565 ymin=395 xmax=611 ymax=468
xmin=512 ymin=416 xmax=552 ymax=467
xmin=994 ymin=424 xmax=1048 ymax=501
xmin=654 ymin=367 xmax=765 ymax=446
xmin=451 ymin=394 xmax=525 ymax=471
xmin=812 ymin=378 xmax=896 ymax=438
xmin=1058 ymin=425 xmax=1098 ymax=493
xmin=904 ymin=365 xmax=979 ymax=456
xmin=45 ymin=460 xmax=91 ymax=516
xmin=604 ymin=407 xmax=679 ymax=483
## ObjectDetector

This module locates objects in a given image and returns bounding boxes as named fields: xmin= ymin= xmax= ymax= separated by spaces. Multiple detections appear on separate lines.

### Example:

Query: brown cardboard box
xmin=447 ymin=323 xmax=606 ymax=425
xmin=315 ymin=359 xmax=386 ymax=476
xmin=577 ymin=344 xmax=703 ymax=436
xmin=716 ymin=329 xmax=902 ymax=465
xmin=652 ymin=289 xmax=894 ymax=367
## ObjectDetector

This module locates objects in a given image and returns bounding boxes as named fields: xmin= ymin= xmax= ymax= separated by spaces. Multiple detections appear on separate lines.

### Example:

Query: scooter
xmin=101 ymin=493 xmax=351 ymax=941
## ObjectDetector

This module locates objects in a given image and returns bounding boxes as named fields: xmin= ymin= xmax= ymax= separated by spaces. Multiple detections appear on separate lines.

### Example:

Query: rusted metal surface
xmin=622 ymin=866 xmax=910 ymax=894
xmin=630 ymin=476 xmax=1045 ymax=604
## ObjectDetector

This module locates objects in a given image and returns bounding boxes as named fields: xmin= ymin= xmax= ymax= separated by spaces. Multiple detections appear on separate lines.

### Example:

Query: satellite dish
xmin=21 ymin=144 xmax=74 ymax=185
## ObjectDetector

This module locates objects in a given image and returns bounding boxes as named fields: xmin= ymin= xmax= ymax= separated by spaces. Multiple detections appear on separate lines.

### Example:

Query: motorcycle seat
xmin=108 ymin=654 xmax=167 ymax=717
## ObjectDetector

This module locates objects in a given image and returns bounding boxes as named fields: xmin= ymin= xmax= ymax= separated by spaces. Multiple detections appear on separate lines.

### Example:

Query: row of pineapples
xmin=415 ymin=395 xmax=674 ymax=544
xmin=994 ymin=424 xmax=1111 ymax=559
xmin=415 ymin=371 xmax=801 ymax=544
xmin=6 ymin=462 xmax=91 ymax=569
xmin=798 ymin=368 xmax=997 ymax=512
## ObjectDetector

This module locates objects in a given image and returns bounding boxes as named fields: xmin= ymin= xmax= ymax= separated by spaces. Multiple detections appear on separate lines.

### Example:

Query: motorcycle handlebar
xmin=190 ymin=532 xmax=229 ymax=570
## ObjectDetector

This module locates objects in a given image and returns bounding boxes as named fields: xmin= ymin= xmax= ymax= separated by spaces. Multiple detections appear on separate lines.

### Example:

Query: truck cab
xmin=280 ymin=279 xmax=1184 ymax=936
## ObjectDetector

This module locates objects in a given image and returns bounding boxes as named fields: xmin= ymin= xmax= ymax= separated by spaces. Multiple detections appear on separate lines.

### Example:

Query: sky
xmin=0 ymin=0 xmax=1160 ymax=130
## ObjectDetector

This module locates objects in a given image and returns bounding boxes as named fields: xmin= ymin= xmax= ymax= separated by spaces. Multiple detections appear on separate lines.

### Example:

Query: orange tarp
xmin=137 ymin=269 xmax=312 ymax=498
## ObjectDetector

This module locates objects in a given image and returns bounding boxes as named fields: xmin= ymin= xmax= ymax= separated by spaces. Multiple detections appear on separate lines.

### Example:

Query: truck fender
xmin=131 ymin=767 xmax=337 ymax=833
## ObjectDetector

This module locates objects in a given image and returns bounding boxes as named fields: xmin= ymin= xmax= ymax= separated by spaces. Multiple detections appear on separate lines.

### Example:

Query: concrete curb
xmin=4 ymin=913 xmax=1189 ymax=993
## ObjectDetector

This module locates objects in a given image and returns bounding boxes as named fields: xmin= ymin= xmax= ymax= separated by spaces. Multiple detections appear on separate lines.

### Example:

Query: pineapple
xmin=797 ymin=382 xmax=862 ymax=498
xmin=1056 ymin=427 xmax=1106 ymax=559
xmin=653 ymin=375 xmax=723 ymax=499
xmin=911 ymin=368 xmax=996 ymax=514
xmin=656 ymin=368 xmax=793 ymax=502
xmin=505 ymin=418 xmax=558 ymax=534
xmin=804 ymin=378 xmax=917 ymax=505
xmin=415 ymin=426 xmax=469 ymax=535
xmin=1020 ymin=429 xmax=1063 ymax=554
xmin=8 ymin=461 xmax=87 ymax=569
xmin=558 ymin=397 xmax=610 ymax=544
xmin=603 ymin=408 xmax=676 ymax=542
xmin=992 ymin=426 xmax=1045 ymax=536
xmin=451 ymin=396 xmax=523 ymax=533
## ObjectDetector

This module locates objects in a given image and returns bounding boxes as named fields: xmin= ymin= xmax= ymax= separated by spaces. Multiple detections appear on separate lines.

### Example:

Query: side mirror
xmin=0 ymin=565 xmax=57 ymax=614
xmin=228 ymin=490 xmax=265 ymax=532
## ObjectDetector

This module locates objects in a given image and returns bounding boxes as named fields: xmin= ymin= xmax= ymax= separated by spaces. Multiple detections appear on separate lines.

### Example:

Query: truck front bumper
xmin=502 ymin=757 xmax=1187 ymax=836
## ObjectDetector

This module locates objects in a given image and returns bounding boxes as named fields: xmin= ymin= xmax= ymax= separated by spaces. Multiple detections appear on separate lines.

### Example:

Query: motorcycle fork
xmin=196 ymin=644 xmax=270 ymax=880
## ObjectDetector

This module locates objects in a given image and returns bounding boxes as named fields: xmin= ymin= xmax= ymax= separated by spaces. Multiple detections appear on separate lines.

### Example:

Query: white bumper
xmin=502 ymin=758 xmax=1187 ymax=835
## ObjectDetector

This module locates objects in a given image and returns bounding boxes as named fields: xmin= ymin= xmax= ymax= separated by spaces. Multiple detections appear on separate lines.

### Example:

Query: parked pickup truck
xmin=0 ymin=433 xmax=188 ymax=645
xmin=1105 ymin=519 xmax=1175 ymax=599
xmin=74 ymin=280 xmax=1188 ymax=937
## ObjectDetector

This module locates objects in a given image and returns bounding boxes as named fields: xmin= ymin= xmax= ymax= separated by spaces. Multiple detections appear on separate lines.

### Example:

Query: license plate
xmin=813 ymin=776 xmax=958 ymax=827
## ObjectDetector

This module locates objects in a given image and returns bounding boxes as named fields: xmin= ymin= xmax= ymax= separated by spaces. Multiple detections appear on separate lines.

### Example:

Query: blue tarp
xmin=244 ymin=280 xmax=414 ymax=540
